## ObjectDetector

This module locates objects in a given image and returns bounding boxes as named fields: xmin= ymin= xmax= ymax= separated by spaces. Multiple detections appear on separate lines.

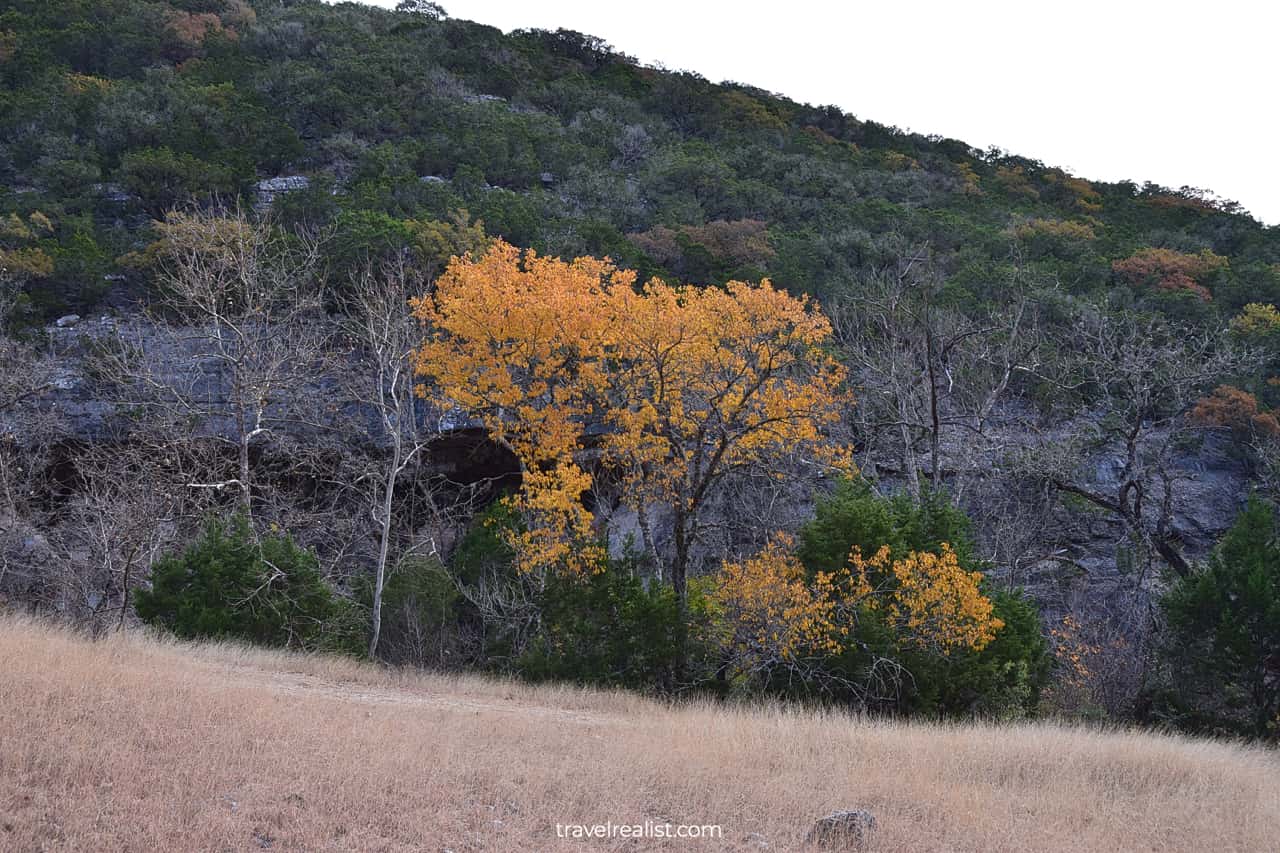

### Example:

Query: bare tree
xmin=0 ymin=274 xmax=64 ymax=606
xmin=99 ymin=207 xmax=328 ymax=519
xmin=1016 ymin=308 xmax=1251 ymax=578
xmin=829 ymin=249 xmax=1044 ymax=503
xmin=41 ymin=443 xmax=182 ymax=630
xmin=337 ymin=259 xmax=441 ymax=658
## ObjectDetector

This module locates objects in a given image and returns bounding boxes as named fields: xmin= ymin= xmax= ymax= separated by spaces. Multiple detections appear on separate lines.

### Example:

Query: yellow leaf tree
xmin=713 ymin=536 xmax=1003 ymax=689
xmin=411 ymin=239 xmax=851 ymax=602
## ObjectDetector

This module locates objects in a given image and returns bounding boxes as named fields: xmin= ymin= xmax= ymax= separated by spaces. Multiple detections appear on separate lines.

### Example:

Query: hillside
xmin=3 ymin=0 xmax=1280 ymax=741
xmin=2 ymin=0 xmax=1279 ymax=319
xmin=1 ymin=615 xmax=1277 ymax=852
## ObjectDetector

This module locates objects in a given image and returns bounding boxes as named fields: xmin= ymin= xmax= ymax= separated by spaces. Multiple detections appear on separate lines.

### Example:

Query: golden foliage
xmin=801 ymin=125 xmax=838 ymax=146
xmin=954 ymin=161 xmax=982 ymax=195
xmin=0 ymin=213 xmax=32 ymax=242
xmin=64 ymin=73 xmax=112 ymax=96
xmin=712 ymin=536 xmax=1003 ymax=671
xmin=718 ymin=90 xmax=787 ymax=130
xmin=850 ymin=543 xmax=1003 ymax=654
xmin=0 ymin=212 xmax=56 ymax=280
xmin=882 ymin=151 xmax=921 ymax=172
xmin=26 ymin=211 xmax=54 ymax=236
xmin=411 ymin=240 xmax=850 ymax=576
xmin=1044 ymin=170 xmax=1102 ymax=211
xmin=0 ymin=211 xmax=52 ymax=243
xmin=1050 ymin=615 xmax=1098 ymax=692
xmin=994 ymin=165 xmax=1040 ymax=199
xmin=713 ymin=534 xmax=844 ymax=663
xmin=0 ymin=247 xmax=54 ymax=279
xmin=405 ymin=209 xmax=489 ymax=277
xmin=140 ymin=210 xmax=256 ymax=273
xmin=1011 ymin=218 xmax=1097 ymax=242
xmin=1230 ymin=302 xmax=1280 ymax=338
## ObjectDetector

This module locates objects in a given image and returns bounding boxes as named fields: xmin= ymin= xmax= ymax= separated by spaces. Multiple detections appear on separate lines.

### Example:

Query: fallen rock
xmin=55 ymin=314 xmax=81 ymax=328
xmin=806 ymin=810 xmax=876 ymax=849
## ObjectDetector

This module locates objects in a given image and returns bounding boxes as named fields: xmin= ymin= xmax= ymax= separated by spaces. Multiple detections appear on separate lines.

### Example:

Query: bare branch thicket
xmin=828 ymin=247 xmax=1046 ymax=505
xmin=95 ymin=205 xmax=330 ymax=523
xmin=689 ymin=439 xmax=855 ymax=574
xmin=0 ymin=274 xmax=67 ymax=611
xmin=1015 ymin=307 xmax=1256 ymax=580
xmin=1253 ymin=435 xmax=1280 ymax=505
xmin=39 ymin=443 xmax=184 ymax=631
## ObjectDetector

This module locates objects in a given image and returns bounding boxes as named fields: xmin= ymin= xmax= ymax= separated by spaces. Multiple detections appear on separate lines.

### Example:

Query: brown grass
xmin=1 ymin=614 xmax=1276 ymax=852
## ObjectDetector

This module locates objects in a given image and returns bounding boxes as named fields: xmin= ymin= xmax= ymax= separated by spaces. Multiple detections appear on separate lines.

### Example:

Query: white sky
xmin=354 ymin=0 xmax=1280 ymax=225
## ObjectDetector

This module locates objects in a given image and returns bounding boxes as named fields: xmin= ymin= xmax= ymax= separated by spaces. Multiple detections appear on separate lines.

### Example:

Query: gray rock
xmin=92 ymin=183 xmax=136 ymax=204
xmin=806 ymin=810 xmax=876 ymax=849
xmin=54 ymin=314 xmax=81 ymax=328
xmin=49 ymin=369 xmax=80 ymax=391
xmin=254 ymin=175 xmax=310 ymax=208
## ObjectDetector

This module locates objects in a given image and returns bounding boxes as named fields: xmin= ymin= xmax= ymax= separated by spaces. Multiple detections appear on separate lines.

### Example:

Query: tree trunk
xmin=369 ymin=436 xmax=402 ymax=659
xmin=238 ymin=433 xmax=252 ymax=514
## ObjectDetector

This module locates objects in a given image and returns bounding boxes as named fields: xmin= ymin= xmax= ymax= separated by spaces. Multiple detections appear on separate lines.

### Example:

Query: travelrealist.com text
xmin=556 ymin=821 xmax=723 ymax=840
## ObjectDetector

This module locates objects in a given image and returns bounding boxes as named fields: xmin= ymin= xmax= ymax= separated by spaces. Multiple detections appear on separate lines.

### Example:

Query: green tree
xmin=519 ymin=556 xmax=690 ymax=691
xmin=1159 ymin=497 xmax=1280 ymax=738
xmin=118 ymin=147 xmax=239 ymax=216
xmin=135 ymin=514 xmax=361 ymax=653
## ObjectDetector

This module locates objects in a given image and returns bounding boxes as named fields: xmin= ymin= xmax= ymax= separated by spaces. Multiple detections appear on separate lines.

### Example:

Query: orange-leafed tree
xmin=712 ymin=533 xmax=844 ymax=677
xmin=1111 ymin=247 xmax=1228 ymax=301
xmin=712 ymin=534 xmax=1003 ymax=690
xmin=411 ymin=239 xmax=851 ymax=602
xmin=1191 ymin=385 xmax=1280 ymax=439
xmin=847 ymin=543 xmax=1002 ymax=654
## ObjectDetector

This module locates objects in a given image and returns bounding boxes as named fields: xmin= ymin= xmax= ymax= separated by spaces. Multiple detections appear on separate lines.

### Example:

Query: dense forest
xmin=2 ymin=0 xmax=1278 ymax=738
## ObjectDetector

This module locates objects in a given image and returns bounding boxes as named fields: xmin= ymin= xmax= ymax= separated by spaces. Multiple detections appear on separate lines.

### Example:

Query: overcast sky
xmin=355 ymin=0 xmax=1280 ymax=225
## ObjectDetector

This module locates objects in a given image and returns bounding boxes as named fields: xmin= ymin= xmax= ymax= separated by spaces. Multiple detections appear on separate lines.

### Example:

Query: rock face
xmin=805 ymin=810 xmax=876 ymax=849
xmin=254 ymin=175 xmax=310 ymax=208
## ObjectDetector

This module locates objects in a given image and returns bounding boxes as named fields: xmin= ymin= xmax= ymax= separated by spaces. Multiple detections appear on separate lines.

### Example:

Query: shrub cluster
xmin=135 ymin=514 xmax=362 ymax=654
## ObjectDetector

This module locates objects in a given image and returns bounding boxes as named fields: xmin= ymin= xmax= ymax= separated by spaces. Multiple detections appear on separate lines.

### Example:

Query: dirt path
xmin=215 ymin=661 xmax=622 ymax=726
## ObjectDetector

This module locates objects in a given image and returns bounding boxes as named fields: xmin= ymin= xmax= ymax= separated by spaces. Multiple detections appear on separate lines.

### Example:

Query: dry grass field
xmin=1 ymin=614 xmax=1277 ymax=852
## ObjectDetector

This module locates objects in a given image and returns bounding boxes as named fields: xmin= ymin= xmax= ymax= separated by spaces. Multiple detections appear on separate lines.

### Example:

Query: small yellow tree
xmin=712 ymin=537 xmax=1003 ymax=684
xmin=713 ymin=534 xmax=845 ymax=674
xmin=848 ymin=543 xmax=1003 ymax=654
xmin=411 ymin=240 xmax=851 ymax=599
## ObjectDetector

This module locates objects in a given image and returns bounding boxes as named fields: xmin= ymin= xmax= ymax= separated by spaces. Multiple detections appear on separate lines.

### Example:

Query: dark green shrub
xmin=135 ymin=514 xmax=362 ymax=653
xmin=118 ymin=147 xmax=241 ymax=216
xmin=369 ymin=555 xmax=460 ymax=667
xmin=1157 ymin=496 xmax=1280 ymax=739
xmin=518 ymin=558 xmax=688 ymax=691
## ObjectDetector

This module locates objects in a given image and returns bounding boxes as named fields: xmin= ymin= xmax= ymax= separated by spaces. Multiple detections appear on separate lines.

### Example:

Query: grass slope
xmin=1 ymin=614 xmax=1276 ymax=851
